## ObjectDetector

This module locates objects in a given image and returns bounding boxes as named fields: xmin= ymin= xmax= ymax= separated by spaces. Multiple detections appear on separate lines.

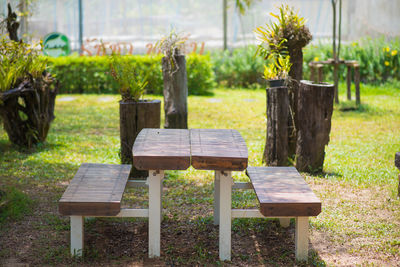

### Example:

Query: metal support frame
xmin=218 ymin=170 xmax=232 ymax=261
xmin=69 ymin=171 xmax=164 ymax=259
xmin=213 ymin=171 xmax=220 ymax=225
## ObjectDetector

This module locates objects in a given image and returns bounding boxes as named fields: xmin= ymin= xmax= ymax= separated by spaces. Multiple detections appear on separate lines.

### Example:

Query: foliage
xmin=0 ymin=38 xmax=47 ymax=92
xmin=255 ymin=4 xmax=312 ymax=58
xmin=46 ymin=54 xmax=214 ymax=95
xmin=211 ymin=45 xmax=265 ymax=88
xmin=155 ymin=29 xmax=189 ymax=75
xmin=303 ymin=37 xmax=400 ymax=84
xmin=108 ymin=53 xmax=147 ymax=102
xmin=0 ymin=187 xmax=33 ymax=224
xmin=262 ymin=54 xmax=291 ymax=80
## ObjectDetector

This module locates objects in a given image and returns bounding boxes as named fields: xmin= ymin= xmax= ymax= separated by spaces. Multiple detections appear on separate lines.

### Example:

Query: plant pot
xmin=268 ymin=79 xmax=285 ymax=88
xmin=120 ymin=99 xmax=161 ymax=178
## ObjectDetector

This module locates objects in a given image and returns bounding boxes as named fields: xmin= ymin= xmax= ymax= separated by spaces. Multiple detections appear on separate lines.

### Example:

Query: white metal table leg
xmin=219 ymin=171 xmax=232 ymax=261
xmin=213 ymin=170 xmax=220 ymax=225
xmin=148 ymin=170 xmax=164 ymax=258
xmin=70 ymin=215 xmax=84 ymax=256
xmin=295 ymin=216 xmax=309 ymax=261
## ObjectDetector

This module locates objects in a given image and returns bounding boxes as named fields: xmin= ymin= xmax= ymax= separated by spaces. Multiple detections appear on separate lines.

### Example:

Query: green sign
xmin=43 ymin=32 xmax=70 ymax=57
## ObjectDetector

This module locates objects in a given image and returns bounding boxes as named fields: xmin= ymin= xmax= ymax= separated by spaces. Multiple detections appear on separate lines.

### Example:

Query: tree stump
xmin=264 ymin=86 xmax=289 ymax=166
xmin=0 ymin=74 xmax=58 ymax=148
xmin=120 ymin=100 xmax=161 ymax=178
xmin=162 ymin=54 xmax=188 ymax=129
xmin=395 ymin=152 xmax=400 ymax=197
xmin=296 ymin=81 xmax=334 ymax=172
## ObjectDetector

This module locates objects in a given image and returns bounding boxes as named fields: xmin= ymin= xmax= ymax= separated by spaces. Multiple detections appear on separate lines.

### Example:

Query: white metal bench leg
xmin=279 ymin=218 xmax=291 ymax=228
xmin=148 ymin=170 xmax=163 ymax=258
xmin=295 ymin=216 xmax=309 ymax=261
xmin=70 ymin=215 xmax=84 ymax=256
xmin=219 ymin=171 xmax=232 ymax=261
xmin=213 ymin=170 xmax=220 ymax=225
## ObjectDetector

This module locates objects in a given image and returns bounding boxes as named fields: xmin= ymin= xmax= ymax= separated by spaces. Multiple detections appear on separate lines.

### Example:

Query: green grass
xmin=0 ymin=82 xmax=399 ymax=266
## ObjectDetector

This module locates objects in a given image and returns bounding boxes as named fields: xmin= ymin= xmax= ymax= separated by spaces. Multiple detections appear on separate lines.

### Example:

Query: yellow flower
xmin=314 ymin=57 xmax=319 ymax=62
xmin=391 ymin=50 xmax=398 ymax=56
xmin=386 ymin=47 xmax=390 ymax=52
xmin=384 ymin=61 xmax=390 ymax=66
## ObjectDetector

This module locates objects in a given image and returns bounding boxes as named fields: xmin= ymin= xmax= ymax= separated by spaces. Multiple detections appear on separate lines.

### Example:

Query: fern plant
xmin=109 ymin=53 xmax=148 ymax=102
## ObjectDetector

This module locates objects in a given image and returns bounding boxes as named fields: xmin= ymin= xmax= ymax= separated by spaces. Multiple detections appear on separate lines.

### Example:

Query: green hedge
xmin=47 ymin=53 xmax=215 ymax=95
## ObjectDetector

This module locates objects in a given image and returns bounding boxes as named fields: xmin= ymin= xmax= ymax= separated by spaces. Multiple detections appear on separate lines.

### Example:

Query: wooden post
xmin=120 ymin=100 xmax=161 ymax=178
xmin=395 ymin=152 xmax=400 ymax=197
xmin=346 ymin=65 xmax=352 ymax=100
xmin=333 ymin=62 xmax=339 ymax=104
xmin=317 ymin=64 xmax=324 ymax=83
xmin=162 ymin=54 xmax=188 ymax=129
xmin=354 ymin=64 xmax=361 ymax=106
xmin=309 ymin=63 xmax=316 ymax=82
xmin=296 ymin=81 xmax=334 ymax=172
xmin=264 ymin=86 xmax=289 ymax=166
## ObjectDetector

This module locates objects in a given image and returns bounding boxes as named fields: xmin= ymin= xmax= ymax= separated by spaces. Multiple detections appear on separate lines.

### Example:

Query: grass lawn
xmin=0 ymin=82 xmax=399 ymax=266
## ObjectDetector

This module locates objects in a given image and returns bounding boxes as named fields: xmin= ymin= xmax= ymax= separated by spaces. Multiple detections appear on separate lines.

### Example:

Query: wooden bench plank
xmin=246 ymin=167 xmax=321 ymax=217
xmin=59 ymin=163 xmax=131 ymax=216
xmin=190 ymin=129 xmax=248 ymax=171
xmin=132 ymin=128 xmax=191 ymax=170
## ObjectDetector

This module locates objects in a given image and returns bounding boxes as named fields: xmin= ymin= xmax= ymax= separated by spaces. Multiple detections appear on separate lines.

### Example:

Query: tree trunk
xmin=296 ymin=81 xmax=334 ymax=172
xmin=264 ymin=86 xmax=289 ymax=166
xmin=120 ymin=100 xmax=161 ymax=178
xmin=162 ymin=55 xmax=188 ymax=129
xmin=0 ymin=74 xmax=58 ymax=148
xmin=287 ymin=48 xmax=303 ymax=159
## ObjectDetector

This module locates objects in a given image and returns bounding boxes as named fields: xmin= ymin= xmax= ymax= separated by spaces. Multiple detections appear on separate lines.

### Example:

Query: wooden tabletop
xmin=132 ymin=128 xmax=248 ymax=171
xmin=132 ymin=128 xmax=191 ymax=170
xmin=190 ymin=129 xmax=248 ymax=171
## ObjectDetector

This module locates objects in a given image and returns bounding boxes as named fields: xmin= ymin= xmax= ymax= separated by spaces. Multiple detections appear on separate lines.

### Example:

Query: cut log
xmin=119 ymin=100 xmax=160 ymax=178
xmin=296 ymin=80 xmax=334 ymax=172
xmin=162 ymin=54 xmax=188 ymax=129
xmin=264 ymin=86 xmax=289 ymax=166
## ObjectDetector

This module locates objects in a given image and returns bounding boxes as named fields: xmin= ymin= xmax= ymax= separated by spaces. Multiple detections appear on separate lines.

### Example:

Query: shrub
xmin=211 ymin=45 xmax=265 ymax=88
xmin=47 ymin=54 xmax=215 ymax=95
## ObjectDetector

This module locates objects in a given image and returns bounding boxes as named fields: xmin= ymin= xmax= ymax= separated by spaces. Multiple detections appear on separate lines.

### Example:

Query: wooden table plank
xmin=190 ymin=129 xmax=248 ymax=171
xmin=132 ymin=128 xmax=191 ymax=170
xmin=59 ymin=163 xmax=131 ymax=216
xmin=246 ymin=167 xmax=321 ymax=217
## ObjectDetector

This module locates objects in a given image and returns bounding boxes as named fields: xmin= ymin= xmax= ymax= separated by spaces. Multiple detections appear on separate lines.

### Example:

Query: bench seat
xmin=246 ymin=166 xmax=321 ymax=217
xmin=59 ymin=163 xmax=131 ymax=216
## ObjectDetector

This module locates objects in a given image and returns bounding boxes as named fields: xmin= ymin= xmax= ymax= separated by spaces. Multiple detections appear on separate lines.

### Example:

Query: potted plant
xmin=156 ymin=30 xmax=189 ymax=129
xmin=108 ymin=53 xmax=161 ymax=178
xmin=0 ymin=5 xmax=58 ymax=148
xmin=263 ymin=54 xmax=292 ymax=87
xmin=255 ymin=4 xmax=312 ymax=158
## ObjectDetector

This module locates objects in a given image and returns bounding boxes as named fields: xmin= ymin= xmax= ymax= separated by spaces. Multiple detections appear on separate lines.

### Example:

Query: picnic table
xmin=132 ymin=128 xmax=248 ymax=260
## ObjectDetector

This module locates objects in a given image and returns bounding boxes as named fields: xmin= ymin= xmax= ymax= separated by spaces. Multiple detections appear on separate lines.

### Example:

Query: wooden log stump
xmin=296 ymin=81 xmax=334 ymax=172
xmin=346 ymin=65 xmax=352 ymax=100
xmin=120 ymin=100 xmax=161 ymax=178
xmin=395 ymin=152 xmax=400 ymax=197
xmin=264 ymin=86 xmax=289 ymax=166
xmin=162 ymin=54 xmax=188 ymax=129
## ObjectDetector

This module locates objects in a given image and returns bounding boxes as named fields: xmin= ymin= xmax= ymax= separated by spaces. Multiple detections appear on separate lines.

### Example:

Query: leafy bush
xmin=47 ymin=54 xmax=215 ymax=95
xmin=211 ymin=45 xmax=265 ymax=88
xmin=303 ymin=37 xmax=400 ymax=84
